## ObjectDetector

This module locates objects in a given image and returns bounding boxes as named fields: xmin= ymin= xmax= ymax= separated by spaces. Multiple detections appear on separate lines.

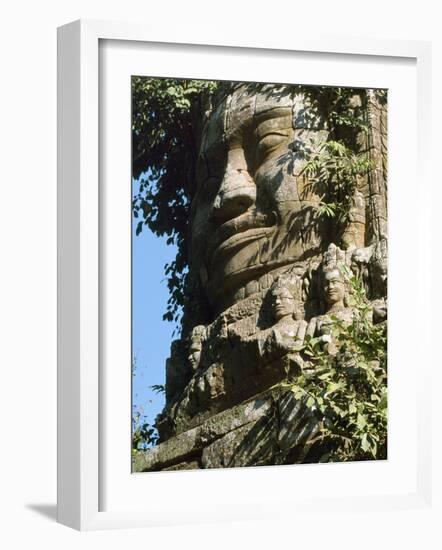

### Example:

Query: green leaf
xmin=306 ymin=396 xmax=316 ymax=408
xmin=357 ymin=413 xmax=367 ymax=429
xmin=361 ymin=433 xmax=370 ymax=452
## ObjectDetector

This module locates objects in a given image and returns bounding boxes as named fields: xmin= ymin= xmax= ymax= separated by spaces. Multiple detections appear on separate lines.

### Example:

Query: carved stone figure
xmin=341 ymin=189 xmax=366 ymax=250
xmin=190 ymin=85 xmax=330 ymax=316
xmin=134 ymin=83 xmax=388 ymax=471
xmin=187 ymin=325 xmax=206 ymax=372
xmin=306 ymin=262 xmax=353 ymax=354
xmin=350 ymin=239 xmax=388 ymax=324
xmin=323 ymin=267 xmax=346 ymax=313
xmin=369 ymin=239 xmax=388 ymax=324
xmin=261 ymin=276 xmax=307 ymax=357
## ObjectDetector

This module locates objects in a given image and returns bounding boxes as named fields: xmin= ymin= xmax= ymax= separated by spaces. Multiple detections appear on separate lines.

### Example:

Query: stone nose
xmin=212 ymin=166 xmax=256 ymax=223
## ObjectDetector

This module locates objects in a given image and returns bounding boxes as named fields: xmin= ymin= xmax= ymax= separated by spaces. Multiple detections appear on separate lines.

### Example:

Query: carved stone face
xmin=270 ymin=287 xmax=296 ymax=321
xmin=323 ymin=268 xmax=345 ymax=308
xmin=372 ymin=240 xmax=388 ymax=297
xmin=191 ymin=85 xmax=328 ymax=315
xmin=188 ymin=342 xmax=202 ymax=371
xmin=187 ymin=325 xmax=206 ymax=371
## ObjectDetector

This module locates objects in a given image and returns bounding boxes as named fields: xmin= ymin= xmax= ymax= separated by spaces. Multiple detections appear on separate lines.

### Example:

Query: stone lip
xmin=210 ymin=225 xmax=274 ymax=271
xmin=207 ymin=209 xmax=273 ymax=268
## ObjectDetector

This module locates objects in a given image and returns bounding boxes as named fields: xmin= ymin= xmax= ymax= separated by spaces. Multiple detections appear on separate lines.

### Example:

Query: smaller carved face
xmin=188 ymin=342 xmax=202 ymax=371
xmin=271 ymin=287 xmax=296 ymax=320
xmin=323 ymin=269 xmax=345 ymax=307
xmin=372 ymin=256 xmax=387 ymax=296
xmin=188 ymin=325 xmax=206 ymax=371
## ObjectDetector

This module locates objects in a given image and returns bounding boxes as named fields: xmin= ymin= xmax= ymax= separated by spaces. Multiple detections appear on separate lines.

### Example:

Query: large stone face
xmin=134 ymin=83 xmax=388 ymax=471
xmin=191 ymin=85 xmax=330 ymax=315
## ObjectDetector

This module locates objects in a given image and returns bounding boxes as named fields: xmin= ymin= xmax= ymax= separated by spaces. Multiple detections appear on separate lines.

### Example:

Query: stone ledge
xmin=133 ymin=387 xmax=324 ymax=472
xmin=133 ymin=393 xmax=272 ymax=472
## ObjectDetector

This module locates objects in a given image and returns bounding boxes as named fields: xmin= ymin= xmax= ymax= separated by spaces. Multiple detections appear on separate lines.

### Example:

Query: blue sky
xmin=132 ymin=178 xmax=178 ymax=430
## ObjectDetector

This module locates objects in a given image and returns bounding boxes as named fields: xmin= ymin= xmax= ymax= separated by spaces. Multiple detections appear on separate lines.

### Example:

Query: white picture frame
xmin=57 ymin=19 xmax=433 ymax=531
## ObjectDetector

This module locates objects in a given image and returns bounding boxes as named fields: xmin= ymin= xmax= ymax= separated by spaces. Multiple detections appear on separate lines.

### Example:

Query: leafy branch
xmin=282 ymin=270 xmax=387 ymax=462
xmin=301 ymin=140 xmax=371 ymax=225
xmin=132 ymin=78 xmax=219 ymax=330
xmin=132 ymin=407 xmax=159 ymax=452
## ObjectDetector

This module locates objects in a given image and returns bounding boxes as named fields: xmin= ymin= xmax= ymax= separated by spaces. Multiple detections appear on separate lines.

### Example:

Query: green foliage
xmin=132 ymin=358 xmax=164 ymax=450
xmin=132 ymin=78 xmax=219 ymax=327
xmin=150 ymin=384 xmax=166 ymax=395
xmin=302 ymin=139 xmax=371 ymax=224
xmin=132 ymin=383 xmax=165 ymax=451
xmin=132 ymin=80 xmax=373 ymax=329
xmin=283 ymin=268 xmax=387 ymax=462
xmin=132 ymin=407 xmax=159 ymax=451
xmin=318 ymin=87 xmax=369 ymax=136
xmin=300 ymin=87 xmax=371 ymax=234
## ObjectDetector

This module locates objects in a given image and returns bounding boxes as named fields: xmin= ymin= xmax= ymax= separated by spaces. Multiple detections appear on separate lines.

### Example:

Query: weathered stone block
xmin=133 ymin=393 xmax=273 ymax=472
xmin=163 ymin=460 xmax=200 ymax=471
xmin=202 ymin=412 xmax=278 ymax=469
xmin=276 ymin=391 xmax=322 ymax=463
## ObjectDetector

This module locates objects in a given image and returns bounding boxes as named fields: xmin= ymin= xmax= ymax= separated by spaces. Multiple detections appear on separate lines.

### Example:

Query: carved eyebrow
xmin=257 ymin=130 xmax=290 ymax=140
xmin=255 ymin=106 xmax=292 ymax=122
xmin=255 ymin=112 xmax=293 ymax=140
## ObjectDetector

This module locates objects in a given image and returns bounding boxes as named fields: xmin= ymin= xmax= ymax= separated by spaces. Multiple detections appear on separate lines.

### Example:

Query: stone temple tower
xmin=133 ymin=83 xmax=388 ymax=472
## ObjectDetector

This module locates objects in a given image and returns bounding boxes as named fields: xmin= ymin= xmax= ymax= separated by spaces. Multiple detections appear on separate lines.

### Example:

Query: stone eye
xmin=256 ymin=132 xmax=288 ymax=164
